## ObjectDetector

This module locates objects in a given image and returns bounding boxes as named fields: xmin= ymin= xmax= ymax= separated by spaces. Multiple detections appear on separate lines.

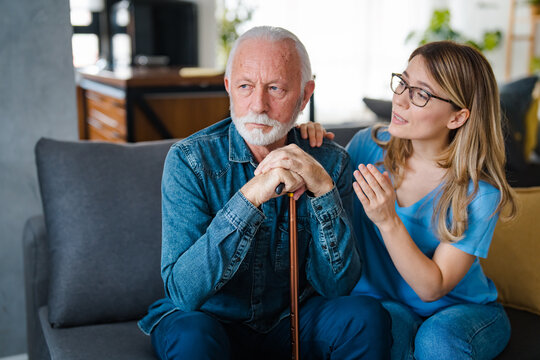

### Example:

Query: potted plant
xmin=406 ymin=9 xmax=502 ymax=52
xmin=216 ymin=1 xmax=254 ymax=69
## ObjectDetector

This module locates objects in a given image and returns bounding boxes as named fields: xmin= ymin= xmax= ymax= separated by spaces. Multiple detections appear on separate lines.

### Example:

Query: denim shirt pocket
xmin=274 ymin=217 xmax=310 ymax=277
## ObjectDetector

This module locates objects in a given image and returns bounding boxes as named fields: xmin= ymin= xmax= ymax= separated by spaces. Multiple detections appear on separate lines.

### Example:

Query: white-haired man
xmin=138 ymin=26 xmax=391 ymax=359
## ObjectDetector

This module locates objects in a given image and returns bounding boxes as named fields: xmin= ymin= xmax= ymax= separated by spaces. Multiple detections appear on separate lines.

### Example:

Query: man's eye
xmin=240 ymin=84 xmax=249 ymax=89
xmin=269 ymin=86 xmax=284 ymax=94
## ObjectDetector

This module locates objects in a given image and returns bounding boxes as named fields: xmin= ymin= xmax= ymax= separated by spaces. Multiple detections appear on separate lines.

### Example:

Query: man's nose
xmin=250 ymin=87 xmax=269 ymax=114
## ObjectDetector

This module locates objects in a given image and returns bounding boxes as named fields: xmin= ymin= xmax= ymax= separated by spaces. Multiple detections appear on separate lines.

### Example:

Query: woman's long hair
xmin=375 ymin=41 xmax=517 ymax=243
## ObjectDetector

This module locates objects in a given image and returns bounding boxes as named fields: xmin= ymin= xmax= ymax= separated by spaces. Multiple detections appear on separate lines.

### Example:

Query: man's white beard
xmin=231 ymin=101 xmax=301 ymax=146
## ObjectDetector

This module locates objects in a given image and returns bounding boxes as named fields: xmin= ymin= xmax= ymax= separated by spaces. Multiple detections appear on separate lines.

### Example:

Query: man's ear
xmin=300 ymin=80 xmax=315 ymax=111
xmin=447 ymin=108 xmax=470 ymax=130
xmin=224 ymin=77 xmax=230 ymax=94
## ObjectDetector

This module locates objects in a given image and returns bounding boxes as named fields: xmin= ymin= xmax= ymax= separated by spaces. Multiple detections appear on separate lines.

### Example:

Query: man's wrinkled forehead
xmin=231 ymin=39 xmax=301 ymax=82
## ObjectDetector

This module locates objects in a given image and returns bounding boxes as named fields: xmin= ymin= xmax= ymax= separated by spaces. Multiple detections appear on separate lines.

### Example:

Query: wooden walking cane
xmin=288 ymin=192 xmax=300 ymax=360
xmin=276 ymin=183 xmax=300 ymax=359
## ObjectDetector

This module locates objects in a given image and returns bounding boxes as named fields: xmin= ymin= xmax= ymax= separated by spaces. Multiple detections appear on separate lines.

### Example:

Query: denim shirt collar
xmin=228 ymin=122 xmax=254 ymax=164
xmin=228 ymin=119 xmax=300 ymax=166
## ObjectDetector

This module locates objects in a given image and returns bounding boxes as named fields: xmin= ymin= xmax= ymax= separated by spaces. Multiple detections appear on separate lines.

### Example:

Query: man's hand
xmin=254 ymin=144 xmax=334 ymax=198
xmin=240 ymin=167 xmax=306 ymax=207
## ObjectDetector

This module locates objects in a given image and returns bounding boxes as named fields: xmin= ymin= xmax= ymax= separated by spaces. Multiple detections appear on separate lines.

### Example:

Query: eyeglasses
xmin=390 ymin=73 xmax=457 ymax=108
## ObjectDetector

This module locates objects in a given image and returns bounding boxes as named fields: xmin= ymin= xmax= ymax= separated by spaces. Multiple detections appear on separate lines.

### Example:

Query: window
xmin=70 ymin=0 xmax=104 ymax=68
xmin=230 ymin=0 xmax=507 ymax=125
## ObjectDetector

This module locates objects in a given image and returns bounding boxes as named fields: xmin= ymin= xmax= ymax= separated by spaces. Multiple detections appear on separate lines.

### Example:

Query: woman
xmin=265 ymin=41 xmax=518 ymax=359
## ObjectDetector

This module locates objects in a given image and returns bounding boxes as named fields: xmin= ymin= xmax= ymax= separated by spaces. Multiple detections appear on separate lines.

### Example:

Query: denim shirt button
xmin=330 ymin=242 xmax=336 ymax=247
xmin=321 ymin=244 xmax=327 ymax=250
xmin=315 ymin=205 xmax=323 ymax=211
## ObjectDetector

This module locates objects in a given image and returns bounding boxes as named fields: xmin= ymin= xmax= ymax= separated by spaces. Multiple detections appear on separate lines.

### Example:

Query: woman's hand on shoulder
xmin=297 ymin=122 xmax=335 ymax=147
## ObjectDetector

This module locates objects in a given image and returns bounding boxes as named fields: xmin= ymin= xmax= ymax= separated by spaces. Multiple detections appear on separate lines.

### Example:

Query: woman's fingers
xmin=306 ymin=123 xmax=318 ymax=147
xmin=353 ymin=168 xmax=376 ymax=200
xmin=366 ymin=165 xmax=393 ymax=193
xmin=352 ymin=181 xmax=369 ymax=205
xmin=297 ymin=122 xmax=335 ymax=147
xmin=358 ymin=164 xmax=385 ymax=196
xmin=298 ymin=124 xmax=308 ymax=140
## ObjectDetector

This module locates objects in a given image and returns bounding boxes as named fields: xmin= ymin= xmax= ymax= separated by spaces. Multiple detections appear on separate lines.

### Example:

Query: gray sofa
xmin=24 ymin=138 xmax=176 ymax=359
xmin=24 ymin=133 xmax=540 ymax=359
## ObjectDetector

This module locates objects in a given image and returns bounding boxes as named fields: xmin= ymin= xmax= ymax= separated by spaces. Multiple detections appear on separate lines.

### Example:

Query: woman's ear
xmin=447 ymin=108 xmax=470 ymax=130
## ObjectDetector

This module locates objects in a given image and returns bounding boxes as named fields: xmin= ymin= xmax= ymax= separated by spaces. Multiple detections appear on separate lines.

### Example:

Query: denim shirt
xmin=138 ymin=118 xmax=361 ymax=335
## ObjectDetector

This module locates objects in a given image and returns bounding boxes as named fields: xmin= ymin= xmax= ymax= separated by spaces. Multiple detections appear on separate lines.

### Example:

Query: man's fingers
xmin=275 ymin=168 xmax=305 ymax=195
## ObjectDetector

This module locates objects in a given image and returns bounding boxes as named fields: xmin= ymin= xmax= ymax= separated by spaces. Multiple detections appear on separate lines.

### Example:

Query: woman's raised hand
xmin=353 ymin=164 xmax=399 ymax=231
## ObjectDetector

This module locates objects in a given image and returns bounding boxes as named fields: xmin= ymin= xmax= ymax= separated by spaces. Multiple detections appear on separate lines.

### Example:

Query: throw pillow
xmin=363 ymin=97 xmax=392 ymax=121
xmin=480 ymin=186 xmax=540 ymax=316
xmin=36 ymin=138 xmax=176 ymax=327
xmin=499 ymin=76 xmax=538 ymax=172
xmin=524 ymin=97 xmax=539 ymax=160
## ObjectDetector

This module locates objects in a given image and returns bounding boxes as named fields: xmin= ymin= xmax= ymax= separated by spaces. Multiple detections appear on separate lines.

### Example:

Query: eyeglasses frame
xmin=391 ymin=73 xmax=459 ymax=108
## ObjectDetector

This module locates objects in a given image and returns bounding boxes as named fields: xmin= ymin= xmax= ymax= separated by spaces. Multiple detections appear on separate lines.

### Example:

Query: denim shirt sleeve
xmin=160 ymin=145 xmax=265 ymax=312
xmin=305 ymin=152 xmax=362 ymax=297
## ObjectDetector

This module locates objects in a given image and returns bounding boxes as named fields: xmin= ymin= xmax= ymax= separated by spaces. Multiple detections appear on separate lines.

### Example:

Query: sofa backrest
xmin=35 ymin=138 xmax=176 ymax=328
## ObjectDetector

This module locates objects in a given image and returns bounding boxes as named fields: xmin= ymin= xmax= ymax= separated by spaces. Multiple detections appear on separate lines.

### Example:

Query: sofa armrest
xmin=23 ymin=215 xmax=51 ymax=360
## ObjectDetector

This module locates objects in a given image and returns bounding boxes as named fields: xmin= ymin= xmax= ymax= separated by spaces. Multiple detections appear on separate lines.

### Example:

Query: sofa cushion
xmin=481 ymin=186 xmax=540 ymax=316
xmin=495 ymin=307 xmax=540 ymax=359
xmin=35 ymin=138 xmax=176 ymax=327
xmin=39 ymin=306 xmax=156 ymax=359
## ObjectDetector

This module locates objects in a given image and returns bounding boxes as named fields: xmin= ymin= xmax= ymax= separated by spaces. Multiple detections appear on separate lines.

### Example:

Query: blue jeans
xmin=381 ymin=300 xmax=510 ymax=360
xmin=150 ymin=295 xmax=391 ymax=359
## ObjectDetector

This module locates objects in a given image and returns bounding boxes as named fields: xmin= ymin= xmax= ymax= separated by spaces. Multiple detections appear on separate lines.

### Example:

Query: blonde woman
xmin=272 ymin=41 xmax=518 ymax=359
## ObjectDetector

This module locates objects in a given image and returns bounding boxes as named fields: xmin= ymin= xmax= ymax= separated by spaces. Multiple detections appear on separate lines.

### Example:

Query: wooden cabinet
xmin=77 ymin=67 xmax=230 ymax=142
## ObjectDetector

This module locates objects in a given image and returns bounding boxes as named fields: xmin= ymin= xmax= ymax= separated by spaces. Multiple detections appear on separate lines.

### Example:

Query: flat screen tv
xmin=110 ymin=0 xmax=198 ymax=67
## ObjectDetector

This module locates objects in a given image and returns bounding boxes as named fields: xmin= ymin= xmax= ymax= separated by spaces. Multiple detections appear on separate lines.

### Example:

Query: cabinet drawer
xmin=87 ymin=117 xmax=126 ymax=142
xmin=85 ymin=90 xmax=126 ymax=130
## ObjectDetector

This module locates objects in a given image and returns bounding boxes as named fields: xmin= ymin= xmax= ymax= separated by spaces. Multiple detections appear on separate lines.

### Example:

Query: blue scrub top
xmin=347 ymin=128 xmax=499 ymax=317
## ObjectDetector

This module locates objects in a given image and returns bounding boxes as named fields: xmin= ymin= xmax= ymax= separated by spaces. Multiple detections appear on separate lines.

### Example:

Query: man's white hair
xmin=224 ymin=26 xmax=312 ymax=89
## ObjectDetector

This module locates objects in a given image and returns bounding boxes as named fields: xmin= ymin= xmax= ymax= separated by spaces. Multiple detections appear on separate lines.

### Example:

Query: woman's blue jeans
xmin=381 ymin=300 xmax=510 ymax=360
xmin=150 ymin=295 xmax=391 ymax=359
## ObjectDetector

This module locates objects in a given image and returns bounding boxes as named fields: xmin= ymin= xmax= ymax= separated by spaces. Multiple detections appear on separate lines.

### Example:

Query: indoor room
xmin=1 ymin=0 xmax=539 ymax=359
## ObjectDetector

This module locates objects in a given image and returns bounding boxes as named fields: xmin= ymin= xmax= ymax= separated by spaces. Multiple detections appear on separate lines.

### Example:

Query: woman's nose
xmin=393 ymin=89 xmax=410 ymax=109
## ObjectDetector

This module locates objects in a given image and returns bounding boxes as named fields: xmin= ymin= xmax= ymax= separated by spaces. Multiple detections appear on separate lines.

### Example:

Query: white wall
xmin=0 ymin=0 xmax=77 ymax=356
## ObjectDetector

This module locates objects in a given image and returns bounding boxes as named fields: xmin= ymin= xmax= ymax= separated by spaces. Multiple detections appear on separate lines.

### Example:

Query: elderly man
xmin=138 ymin=26 xmax=390 ymax=359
